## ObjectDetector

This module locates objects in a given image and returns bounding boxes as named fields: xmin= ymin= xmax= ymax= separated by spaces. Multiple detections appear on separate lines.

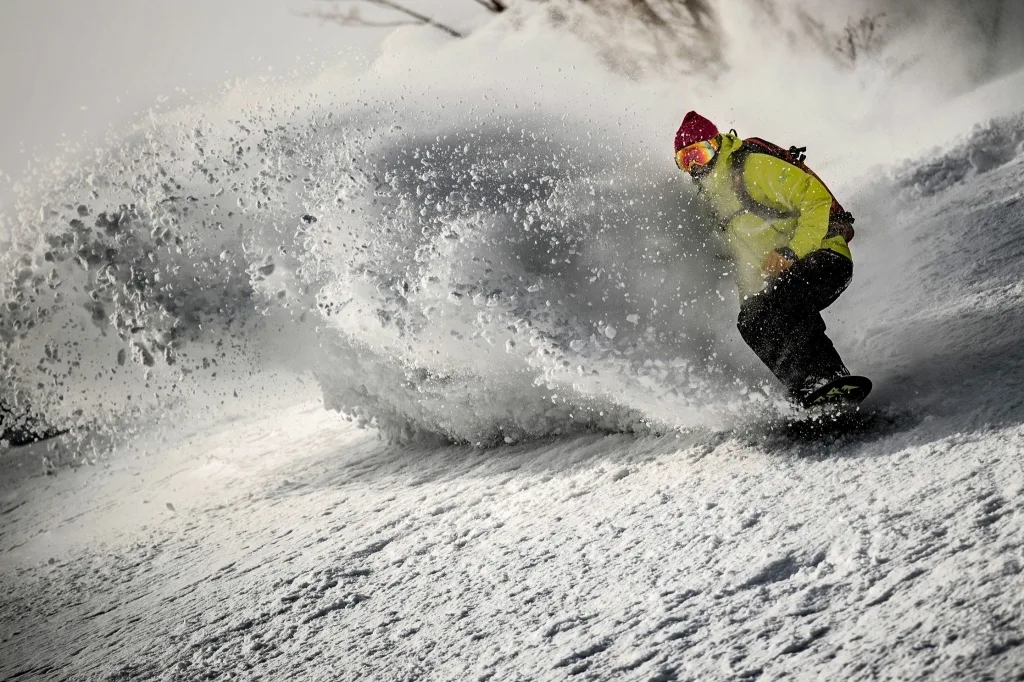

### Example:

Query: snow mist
xmin=1 ymin=1 xmax=1022 ymax=446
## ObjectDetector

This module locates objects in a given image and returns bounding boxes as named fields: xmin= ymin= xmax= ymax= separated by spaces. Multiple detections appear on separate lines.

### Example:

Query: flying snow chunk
xmin=604 ymin=325 xmax=617 ymax=340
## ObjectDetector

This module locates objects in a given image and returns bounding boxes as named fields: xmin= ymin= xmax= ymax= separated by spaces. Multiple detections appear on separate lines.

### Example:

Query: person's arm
xmin=743 ymin=154 xmax=833 ymax=260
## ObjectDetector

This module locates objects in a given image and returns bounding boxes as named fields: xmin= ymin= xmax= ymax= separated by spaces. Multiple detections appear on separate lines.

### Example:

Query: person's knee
xmin=737 ymin=306 xmax=761 ymax=344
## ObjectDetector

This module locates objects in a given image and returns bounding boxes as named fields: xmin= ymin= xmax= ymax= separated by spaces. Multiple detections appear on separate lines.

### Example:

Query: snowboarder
xmin=673 ymin=110 xmax=865 ymax=407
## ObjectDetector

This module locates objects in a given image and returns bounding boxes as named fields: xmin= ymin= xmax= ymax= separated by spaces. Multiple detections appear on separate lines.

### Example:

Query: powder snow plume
xmin=1 ymin=0 xmax=1022 ymax=446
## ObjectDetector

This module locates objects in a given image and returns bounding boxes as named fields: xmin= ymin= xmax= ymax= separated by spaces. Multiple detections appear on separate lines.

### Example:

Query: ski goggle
xmin=675 ymin=138 xmax=718 ymax=173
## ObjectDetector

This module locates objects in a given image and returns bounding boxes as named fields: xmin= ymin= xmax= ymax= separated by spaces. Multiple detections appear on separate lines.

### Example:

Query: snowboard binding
xmin=797 ymin=375 xmax=872 ymax=409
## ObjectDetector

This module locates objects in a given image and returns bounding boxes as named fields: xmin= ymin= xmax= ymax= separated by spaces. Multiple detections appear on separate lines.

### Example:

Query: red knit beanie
xmin=674 ymin=111 xmax=719 ymax=152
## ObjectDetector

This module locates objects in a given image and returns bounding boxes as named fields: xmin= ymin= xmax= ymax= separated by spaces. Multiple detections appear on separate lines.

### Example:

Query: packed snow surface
xmin=3 ymin=396 xmax=1024 ymax=680
xmin=4 ymin=1 xmax=1024 ymax=679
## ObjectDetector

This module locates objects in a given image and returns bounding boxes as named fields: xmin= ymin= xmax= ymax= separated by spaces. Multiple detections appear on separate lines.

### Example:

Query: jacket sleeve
xmin=742 ymin=154 xmax=833 ymax=260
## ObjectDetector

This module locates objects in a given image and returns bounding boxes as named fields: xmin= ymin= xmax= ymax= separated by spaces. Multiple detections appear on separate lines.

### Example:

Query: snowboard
xmin=763 ymin=376 xmax=876 ymax=441
xmin=799 ymin=375 xmax=872 ymax=409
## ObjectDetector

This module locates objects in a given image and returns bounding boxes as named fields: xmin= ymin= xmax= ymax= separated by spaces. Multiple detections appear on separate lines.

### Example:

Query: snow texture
xmin=2 ymin=397 xmax=1024 ymax=680
xmin=4 ymin=0 xmax=1024 ymax=679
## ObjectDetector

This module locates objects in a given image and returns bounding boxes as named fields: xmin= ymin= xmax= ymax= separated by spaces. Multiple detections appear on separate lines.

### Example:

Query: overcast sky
xmin=0 ymin=0 xmax=475 ymax=185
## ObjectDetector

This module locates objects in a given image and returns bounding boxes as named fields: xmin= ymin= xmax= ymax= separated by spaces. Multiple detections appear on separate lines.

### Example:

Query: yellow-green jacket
xmin=696 ymin=132 xmax=852 ymax=298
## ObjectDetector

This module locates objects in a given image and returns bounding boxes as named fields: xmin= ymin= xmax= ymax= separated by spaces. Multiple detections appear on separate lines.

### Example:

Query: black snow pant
xmin=737 ymin=249 xmax=853 ymax=398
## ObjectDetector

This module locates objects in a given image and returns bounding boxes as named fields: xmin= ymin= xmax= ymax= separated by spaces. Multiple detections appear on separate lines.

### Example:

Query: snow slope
xmin=2 ymin=385 xmax=1024 ymax=680
xmin=4 ymin=2 xmax=1024 ymax=680
xmin=3 ymin=108 xmax=1024 ymax=680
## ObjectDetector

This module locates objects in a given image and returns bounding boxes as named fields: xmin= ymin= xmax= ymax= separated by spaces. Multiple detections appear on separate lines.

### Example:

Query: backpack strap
xmin=745 ymin=137 xmax=807 ymax=164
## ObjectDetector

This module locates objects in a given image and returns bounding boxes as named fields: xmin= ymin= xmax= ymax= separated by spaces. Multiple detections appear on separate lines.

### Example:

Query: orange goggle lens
xmin=675 ymin=139 xmax=718 ymax=172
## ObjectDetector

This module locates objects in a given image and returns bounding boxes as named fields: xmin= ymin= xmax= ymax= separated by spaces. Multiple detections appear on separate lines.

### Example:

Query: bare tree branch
xmin=302 ymin=0 xmax=732 ymax=79
xmin=627 ymin=0 xmax=668 ymax=27
xmin=470 ymin=0 xmax=507 ymax=12
xmin=833 ymin=13 xmax=887 ymax=66
xmin=302 ymin=7 xmax=418 ymax=30
xmin=302 ymin=0 xmax=466 ymax=38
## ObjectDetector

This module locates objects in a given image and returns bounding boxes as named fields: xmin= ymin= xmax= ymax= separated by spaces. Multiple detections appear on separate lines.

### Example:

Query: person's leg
xmin=800 ymin=250 xmax=853 ymax=312
xmin=737 ymin=250 xmax=852 ymax=396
